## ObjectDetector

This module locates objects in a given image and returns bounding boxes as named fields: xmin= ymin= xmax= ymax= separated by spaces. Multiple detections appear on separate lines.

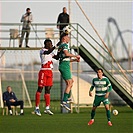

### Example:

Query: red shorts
xmin=38 ymin=70 xmax=53 ymax=87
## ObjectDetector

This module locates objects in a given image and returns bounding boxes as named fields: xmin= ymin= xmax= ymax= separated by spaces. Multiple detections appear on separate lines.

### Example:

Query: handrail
xmin=71 ymin=23 xmax=132 ymax=96
xmin=75 ymin=24 xmax=133 ymax=84
xmin=0 ymin=22 xmax=75 ymax=47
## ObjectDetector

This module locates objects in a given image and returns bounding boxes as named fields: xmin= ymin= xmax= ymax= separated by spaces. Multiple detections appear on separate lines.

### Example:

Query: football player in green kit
xmin=88 ymin=68 xmax=113 ymax=126
xmin=57 ymin=33 xmax=80 ymax=111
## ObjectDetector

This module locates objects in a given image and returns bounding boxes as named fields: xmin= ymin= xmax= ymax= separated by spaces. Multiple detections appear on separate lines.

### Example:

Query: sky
xmin=0 ymin=1 xmax=69 ymax=23
xmin=0 ymin=0 xmax=132 ymax=58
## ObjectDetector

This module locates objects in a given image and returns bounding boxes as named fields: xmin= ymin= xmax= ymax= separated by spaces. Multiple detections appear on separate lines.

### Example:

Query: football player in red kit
xmin=35 ymin=39 xmax=58 ymax=116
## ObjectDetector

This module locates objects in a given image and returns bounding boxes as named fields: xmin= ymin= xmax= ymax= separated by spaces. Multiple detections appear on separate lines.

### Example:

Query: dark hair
xmin=60 ymin=33 xmax=68 ymax=41
xmin=44 ymin=39 xmax=52 ymax=48
xmin=44 ymin=39 xmax=52 ymax=45
xmin=26 ymin=8 xmax=30 ymax=11
xmin=96 ymin=68 xmax=103 ymax=73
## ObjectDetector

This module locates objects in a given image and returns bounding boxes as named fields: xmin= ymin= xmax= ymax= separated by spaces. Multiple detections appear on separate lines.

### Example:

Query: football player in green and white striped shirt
xmin=88 ymin=68 xmax=113 ymax=126
xmin=57 ymin=33 xmax=80 ymax=111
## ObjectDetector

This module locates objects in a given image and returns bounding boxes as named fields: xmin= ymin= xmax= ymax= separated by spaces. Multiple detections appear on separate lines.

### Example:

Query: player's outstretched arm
xmin=70 ymin=55 xmax=80 ymax=62
xmin=43 ymin=46 xmax=56 ymax=55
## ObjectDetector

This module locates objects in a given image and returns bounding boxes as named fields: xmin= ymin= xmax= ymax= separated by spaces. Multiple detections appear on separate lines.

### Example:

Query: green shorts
xmin=59 ymin=61 xmax=72 ymax=80
xmin=93 ymin=95 xmax=110 ymax=107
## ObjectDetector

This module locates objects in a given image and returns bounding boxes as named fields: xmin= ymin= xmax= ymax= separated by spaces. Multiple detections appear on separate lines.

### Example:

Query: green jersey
xmin=90 ymin=76 xmax=112 ymax=96
xmin=58 ymin=43 xmax=72 ymax=80
xmin=58 ymin=43 xmax=70 ymax=62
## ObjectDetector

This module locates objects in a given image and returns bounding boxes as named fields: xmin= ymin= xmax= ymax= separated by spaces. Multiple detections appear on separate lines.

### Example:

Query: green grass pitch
xmin=0 ymin=106 xmax=132 ymax=133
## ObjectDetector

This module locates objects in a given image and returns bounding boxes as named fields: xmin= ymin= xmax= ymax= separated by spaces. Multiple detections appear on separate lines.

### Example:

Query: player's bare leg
xmin=60 ymin=79 xmax=73 ymax=111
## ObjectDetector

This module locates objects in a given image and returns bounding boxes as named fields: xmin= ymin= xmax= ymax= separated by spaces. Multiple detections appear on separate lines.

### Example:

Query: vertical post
xmin=0 ymin=49 xmax=5 ymax=107
xmin=68 ymin=0 xmax=71 ymax=48
xmin=0 ymin=74 xmax=4 ymax=108
xmin=69 ymin=0 xmax=73 ymax=112
xmin=128 ymin=43 xmax=132 ymax=70
xmin=60 ymin=78 xmax=69 ymax=113
xmin=77 ymin=24 xmax=79 ymax=113
xmin=35 ymin=24 xmax=37 ymax=47
xmin=60 ymin=0 xmax=71 ymax=113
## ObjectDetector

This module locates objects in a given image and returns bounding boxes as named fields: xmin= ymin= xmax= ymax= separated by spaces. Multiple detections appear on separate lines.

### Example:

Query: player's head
xmin=96 ymin=68 xmax=103 ymax=79
xmin=60 ymin=33 xmax=70 ymax=43
xmin=63 ymin=7 xmax=67 ymax=13
xmin=44 ymin=39 xmax=53 ymax=49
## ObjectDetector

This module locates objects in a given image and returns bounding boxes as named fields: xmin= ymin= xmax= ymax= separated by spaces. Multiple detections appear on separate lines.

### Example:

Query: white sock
xmin=20 ymin=109 xmax=23 ymax=113
xmin=46 ymin=106 xmax=49 ymax=110
xmin=36 ymin=106 xmax=39 ymax=110
xmin=9 ymin=110 xmax=12 ymax=114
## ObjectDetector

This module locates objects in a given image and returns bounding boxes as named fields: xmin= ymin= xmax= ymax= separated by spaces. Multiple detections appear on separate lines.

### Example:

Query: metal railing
xmin=0 ymin=22 xmax=132 ymax=92
xmin=71 ymin=23 xmax=133 ymax=96
xmin=0 ymin=23 xmax=63 ymax=48
xmin=0 ymin=23 xmax=132 ymax=111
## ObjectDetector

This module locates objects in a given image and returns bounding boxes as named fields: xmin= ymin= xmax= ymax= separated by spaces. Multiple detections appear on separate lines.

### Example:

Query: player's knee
xmin=72 ymin=79 xmax=74 ymax=83
xmin=45 ymin=86 xmax=51 ymax=94
xmin=69 ymin=79 xmax=74 ymax=86
xmin=37 ymin=87 xmax=43 ymax=93
xmin=45 ymin=89 xmax=50 ymax=94
xmin=66 ymin=79 xmax=73 ymax=86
